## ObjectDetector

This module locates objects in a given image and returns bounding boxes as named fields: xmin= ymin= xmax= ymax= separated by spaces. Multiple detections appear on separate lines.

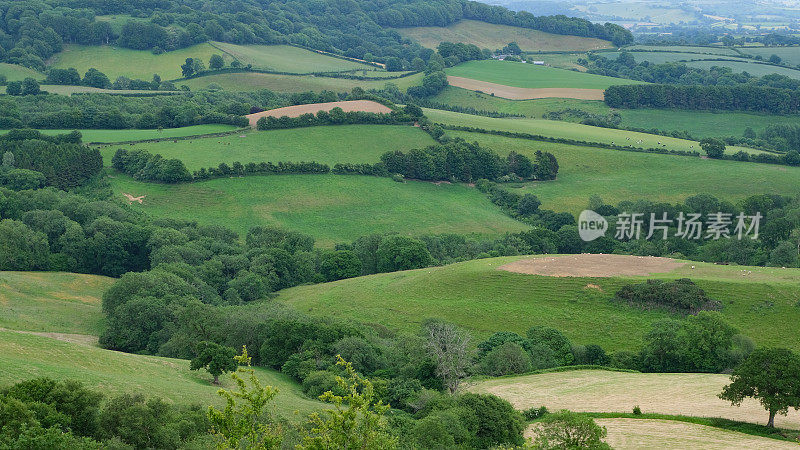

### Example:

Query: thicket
xmin=0 ymin=130 xmax=102 ymax=189
xmin=615 ymin=278 xmax=722 ymax=314
xmin=256 ymin=107 xmax=414 ymax=131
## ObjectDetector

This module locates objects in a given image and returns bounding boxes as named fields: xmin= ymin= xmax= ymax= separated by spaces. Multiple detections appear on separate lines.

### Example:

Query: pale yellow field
xmin=469 ymin=370 xmax=800 ymax=428
xmin=525 ymin=419 xmax=799 ymax=449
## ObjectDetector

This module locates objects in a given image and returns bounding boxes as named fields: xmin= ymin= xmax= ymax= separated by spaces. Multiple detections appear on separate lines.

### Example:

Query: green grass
xmin=180 ymin=71 xmax=424 ymax=93
xmin=428 ymin=86 xmax=610 ymax=118
xmin=604 ymin=52 xmax=753 ymax=65
xmin=276 ymin=256 xmax=800 ymax=352
xmin=446 ymin=130 xmax=800 ymax=214
xmin=394 ymin=19 xmax=612 ymax=52
xmin=0 ymin=271 xmax=113 ymax=335
xmin=49 ymin=43 xmax=230 ymax=80
xmin=0 ymin=330 xmax=323 ymax=416
xmin=738 ymin=46 xmax=800 ymax=66
xmin=100 ymin=125 xmax=436 ymax=168
xmin=108 ymin=174 xmax=528 ymax=246
xmin=39 ymin=85 xmax=178 ymax=96
xmin=210 ymin=43 xmax=375 ymax=73
xmin=686 ymin=59 xmax=800 ymax=79
xmin=445 ymin=60 xmax=646 ymax=90
xmin=615 ymin=109 xmax=800 ymax=138
xmin=622 ymin=45 xmax=741 ymax=56
xmin=0 ymin=125 xmax=240 ymax=143
xmin=0 ymin=63 xmax=44 ymax=82
xmin=424 ymin=109 xmax=762 ymax=155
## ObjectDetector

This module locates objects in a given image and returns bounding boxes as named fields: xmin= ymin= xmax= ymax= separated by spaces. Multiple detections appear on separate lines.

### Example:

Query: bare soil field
xmin=525 ymin=419 xmax=798 ymax=449
xmin=246 ymin=100 xmax=392 ymax=127
xmin=498 ymin=254 xmax=685 ymax=277
xmin=470 ymin=370 xmax=800 ymax=428
xmin=447 ymin=76 xmax=605 ymax=100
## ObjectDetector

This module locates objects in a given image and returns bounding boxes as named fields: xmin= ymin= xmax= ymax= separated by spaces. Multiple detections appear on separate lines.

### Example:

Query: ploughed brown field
xmin=447 ymin=76 xmax=606 ymax=100
xmin=246 ymin=100 xmax=393 ymax=127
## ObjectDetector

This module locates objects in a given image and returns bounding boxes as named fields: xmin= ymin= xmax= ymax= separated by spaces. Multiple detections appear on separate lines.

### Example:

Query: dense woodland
xmin=0 ymin=0 xmax=631 ymax=73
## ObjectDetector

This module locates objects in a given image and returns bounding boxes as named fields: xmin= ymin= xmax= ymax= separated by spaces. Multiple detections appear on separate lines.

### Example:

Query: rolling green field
xmin=0 ymin=271 xmax=113 ymax=335
xmin=0 ymin=62 xmax=44 ymax=81
xmin=49 ymin=43 xmax=230 ymax=80
xmin=276 ymin=256 xmax=800 ymax=352
xmin=603 ymin=51 xmax=752 ymax=65
xmin=424 ymin=109 xmax=763 ymax=155
xmin=210 ymin=42 xmax=376 ymax=73
xmin=394 ymin=19 xmax=612 ymax=52
xmin=426 ymin=87 xmax=799 ymax=137
xmin=686 ymin=59 xmax=800 ymax=79
xmin=738 ymin=46 xmax=800 ymax=65
xmin=0 ymin=270 xmax=323 ymax=416
xmin=0 ymin=125 xmax=240 ymax=143
xmin=100 ymin=125 xmax=436 ymax=168
xmin=621 ymin=45 xmax=741 ymax=56
xmin=109 ymin=174 xmax=528 ymax=245
xmin=448 ymin=130 xmax=800 ymax=213
xmin=180 ymin=71 xmax=424 ymax=93
xmin=0 ymin=330 xmax=322 ymax=416
xmin=445 ymin=60 xmax=646 ymax=89
xmin=39 ymin=85 xmax=178 ymax=96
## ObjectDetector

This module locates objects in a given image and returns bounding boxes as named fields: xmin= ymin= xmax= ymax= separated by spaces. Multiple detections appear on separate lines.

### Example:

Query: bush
xmin=478 ymin=341 xmax=532 ymax=376
xmin=615 ymin=278 xmax=721 ymax=314
xmin=532 ymin=411 xmax=610 ymax=449
xmin=633 ymin=405 xmax=642 ymax=415
xmin=376 ymin=235 xmax=432 ymax=272
xmin=523 ymin=406 xmax=549 ymax=420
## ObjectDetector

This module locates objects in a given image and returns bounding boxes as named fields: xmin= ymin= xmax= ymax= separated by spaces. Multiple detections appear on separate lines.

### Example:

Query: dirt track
xmin=447 ymin=76 xmax=605 ymax=100
xmin=246 ymin=100 xmax=392 ymax=127
xmin=498 ymin=254 xmax=685 ymax=277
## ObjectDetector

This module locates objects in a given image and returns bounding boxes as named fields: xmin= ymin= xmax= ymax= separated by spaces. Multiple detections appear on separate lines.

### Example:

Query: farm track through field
xmin=447 ymin=76 xmax=605 ymax=100
xmin=245 ymin=100 xmax=393 ymax=127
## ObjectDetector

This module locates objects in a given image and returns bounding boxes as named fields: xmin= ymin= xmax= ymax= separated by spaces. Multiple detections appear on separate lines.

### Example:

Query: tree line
xmin=605 ymin=83 xmax=800 ymax=115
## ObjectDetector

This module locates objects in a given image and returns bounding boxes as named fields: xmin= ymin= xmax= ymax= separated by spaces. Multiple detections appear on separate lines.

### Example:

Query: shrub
xmin=478 ymin=341 xmax=532 ymax=376
xmin=532 ymin=411 xmax=610 ymax=449
xmin=614 ymin=278 xmax=721 ymax=314
xmin=523 ymin=406 xmax=549 ymax=420
xmin=633 ymin=405 xmax=642 ymax=415
xmin=376 ymin=235 xmax=432 ymax=272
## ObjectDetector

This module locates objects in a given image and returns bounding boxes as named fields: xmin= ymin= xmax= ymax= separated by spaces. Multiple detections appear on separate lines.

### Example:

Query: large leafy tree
xmin=719 ymin=347 xmax=800 ymax=427
xmin=190 ymin=341 xmax=238 ymax=385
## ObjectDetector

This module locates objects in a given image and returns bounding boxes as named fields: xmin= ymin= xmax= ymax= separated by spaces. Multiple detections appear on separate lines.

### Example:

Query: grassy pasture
xmin=0 ymin=330 xmax=322 ymax=416
xmin=603 ymin=51 xmax=752 ymax=65
xmin=38 ymin=85 xmax=178 ymax=96
xmin=49 ymin=43 xmax=229 ymax=80
xmin=426 ymin=87 xmax=799 ymax=137
xmin=574 ymin=3 xmax=697 ymax=24
xmin=210 ymin=43 xmax=375 ymax=73
xmin=471 ymin=369 xmax=800 ymax=429
xmin=100 ymin=125 xmax=436 ymax=168
xmin=394 ymin=19 xmax=612 ymax=52
xmin=424 ymin=109 xmax=763 ymax=155
xmin=621 ymin=45 xmax=741 ymax=56
xmin=738 ymin=46 xmax=800 ymax=66
xmin=428 ymin=86 xmax=610 ymax=117
xmin=277 ymin=255 xmax=800 ymax=352
xmin=180 ymin=71 xmax=424 ymax=93
xmin=0 ymin=63 xmax=44 ymax=81
xmin=445 ymin=60 xmax=644 ymax=89
xmin=0 ymin=125 xmax=239 ymax=144
xmin=447 ymin=130 xmax=800 ymax=214
xmin=0 ymin=271 xmax=113 ymax=335
xmin=109 ymin=174 xmax=528 ymax=245
xmin=686 ymin=59 xmax=800 ymax=78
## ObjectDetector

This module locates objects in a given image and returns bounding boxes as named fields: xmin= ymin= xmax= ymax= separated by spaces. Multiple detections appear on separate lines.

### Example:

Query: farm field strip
xmin=447 ymin=76 xmax=605 ymax=100
xmin=0 ymin=125 xmax=241 ymax=144
xmin=471 ymin=370 xmax=800 ymax=429
xmin=423 ymin=109 xmax=763 ymax=155
xmin=180 ymin=71 xmax=424 ymax=93
xmin=246 ymin=100 xmax=392 ymax=127
xmin=209 ymin=42 xmax=376 ymax=73
xmin=99 ymin=124 xmax=435 ymax=168
xmin=445 ymin=60 xmax=645 ymax=90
